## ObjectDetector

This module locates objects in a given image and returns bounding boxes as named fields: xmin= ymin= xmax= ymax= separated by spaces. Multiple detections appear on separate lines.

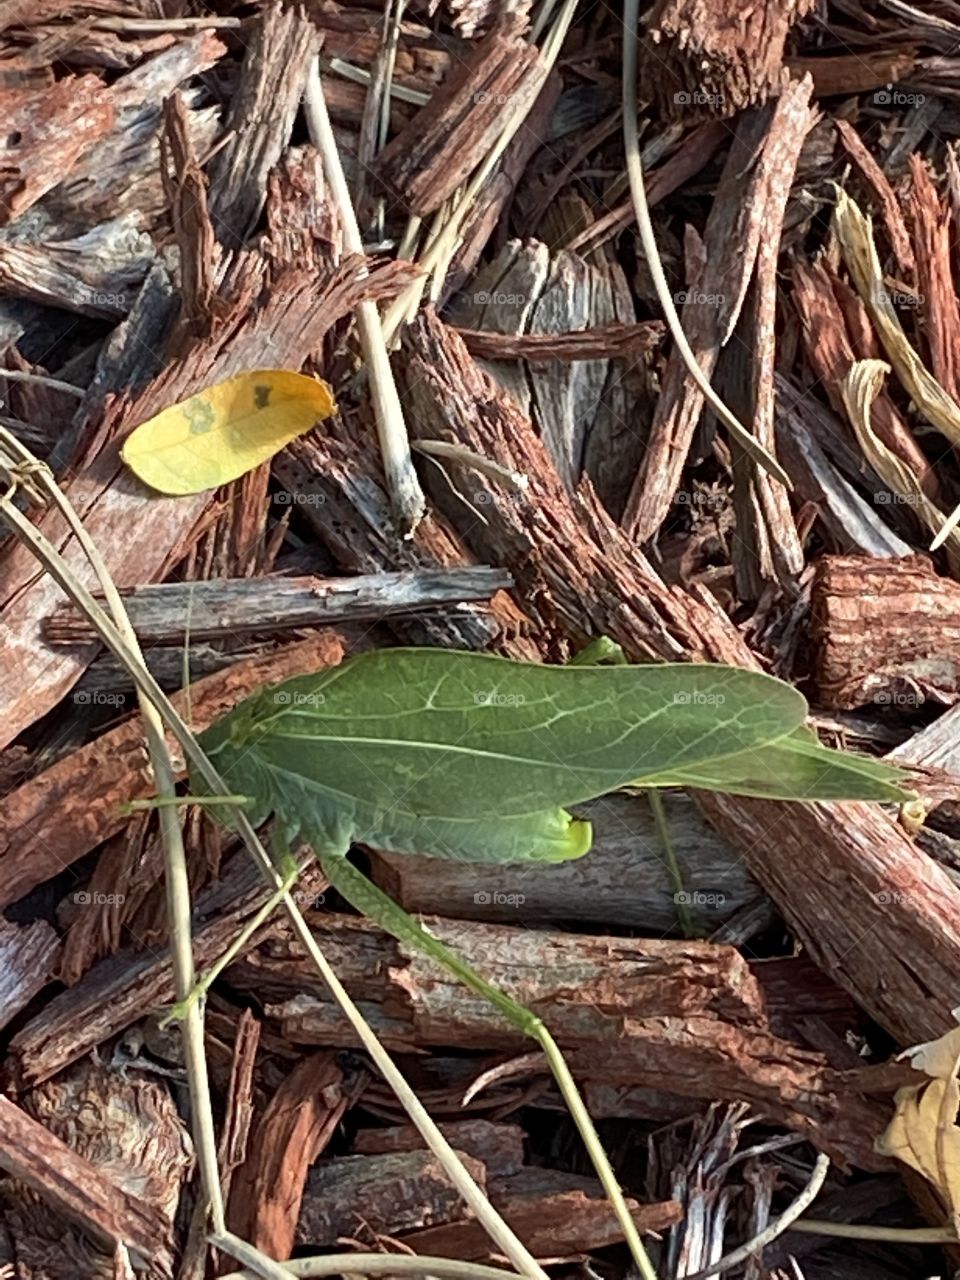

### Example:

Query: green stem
xmin=162 ymin=861 xmax=302 ymax=1027
xmin=121 ymin=794 xmax=250 ymax=813
xmin=320 ymin=854 xmax=659 ymax=1280
xmin=649 ymin=791 xmax=694 ymax=937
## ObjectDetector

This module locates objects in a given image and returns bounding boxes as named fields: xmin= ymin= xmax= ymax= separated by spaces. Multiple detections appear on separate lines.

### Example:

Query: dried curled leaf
xmin=878 ymin=1015 xmax=960 ymax=1222
xmin=121 ymin=369 xmax=336 ymax=495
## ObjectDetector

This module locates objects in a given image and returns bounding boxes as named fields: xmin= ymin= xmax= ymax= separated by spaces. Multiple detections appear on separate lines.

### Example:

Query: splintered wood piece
xmin=834 ymin=118 xmax=915 ymax=279
xmin=402 ymin=1168 xmax=682 ymax=1258
xmin=397 ymin=309 xmax=960 ymax=1049
xmin=788 ymin=48 xmax=915 ymax=98
xmin=0 ymin=1093 xmax=173 ymax=1268
xmin=25 ymin=1059 xmax=193 ymax=1226
xmin=5 ymin=861 xmax=329 ymax=1090
xmin=0 ymin=632 xmax=343 ymax=911
xmin=441 ymin=0 xmax=533 ymax=38
xmin=640 ymin=0 xmax=815 ymax=119
xmin=526 ymin=248 xmax=637 ymax=491
xmin=0 ymin=76 xmax=115 ymax=222
xmin=25 ymin=33 xmax=226 ymax=232
xmin=206 ymin=4 xmax=318 ymax=248
xmin=161 ymin=93 xmax=218 ymax=331
xmin=908 ymin=152 xmax=960 ymax=406
xmin=733 ymin=75 xmax=815 ymax=587
xmin=443 ymin=69 xmax=560 ymax=301
xmin=0 ymin=918 xmax=61 ymax=1031
xmin=297 ymin=1148 xmax=487 ymax=1243
xmin=228 ymin=1053 xmax=347 ymax=1262
xmin=811 ymin=553 xmax=960 ymax=709
xmin=236 ymin=913 xmax=766 ymax=1032
xmin=455 ymin=320 xmax=662 ymax=362
xmin=219 ymin=1010 xmax=260 ymax=1183
xmin=376 ymin=20 xmax=543 ymax=216
xmin=0 ymin=225 xmax=154 ymax=320
xmin=352 ymin=1119 xmax=525 ymax=1177
xmin=392 ymin=917 xmax=766 ymax=1033
xmin=231 ymin=912 xmax=885 ymax=1167
xmin=444 ymin=238 xmax=550 ymax=415
xmin=696 ymin=789 xmax=960 ymax=1049
xmin=45 ymin=568 xmax=513 ymax=644
xmin=373 ymin=791 xmax=762 ymax=933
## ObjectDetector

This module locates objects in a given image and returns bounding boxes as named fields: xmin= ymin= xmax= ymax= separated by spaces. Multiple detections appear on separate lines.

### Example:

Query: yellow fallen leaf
xmin=900 ymin=1023 xmax=960 ymax=1080
xmin=878 ymin=1079 xmax=960 ymax=1218
xmin=877 ymin=1014 xmax=960 ymax=1226
xmin=121 ymin=369 xmax=336 ymax=496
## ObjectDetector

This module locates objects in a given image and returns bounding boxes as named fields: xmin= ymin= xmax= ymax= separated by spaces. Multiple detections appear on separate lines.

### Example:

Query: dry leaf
xmin=121 ymin=369 xmax=336 ymax=495
xmin=878 ymin=1015 xmax=960 ymax=1226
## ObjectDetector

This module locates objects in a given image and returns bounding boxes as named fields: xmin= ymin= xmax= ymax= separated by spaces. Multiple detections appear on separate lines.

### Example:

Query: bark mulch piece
xmin=5 ymin=0 xmax=960 ymax=1276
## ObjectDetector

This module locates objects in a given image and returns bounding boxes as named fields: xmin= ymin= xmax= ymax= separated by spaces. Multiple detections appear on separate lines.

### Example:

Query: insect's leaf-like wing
xmin=638 ymin=726 xmax=913 ymax=802
xmin=199 ymin=649 xmax=807 ymax=822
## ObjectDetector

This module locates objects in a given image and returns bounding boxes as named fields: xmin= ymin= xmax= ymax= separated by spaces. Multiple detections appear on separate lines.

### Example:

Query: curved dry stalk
xmin=0 ymin=441 xmax=547 ymax=1280
xmin=221 ymin=1253 xmax=525 ymax=1280
xmin=685 ymin=1152 xmax=830 ymax=1280
xmin=620 ymin=0 xmax=789 ymax=489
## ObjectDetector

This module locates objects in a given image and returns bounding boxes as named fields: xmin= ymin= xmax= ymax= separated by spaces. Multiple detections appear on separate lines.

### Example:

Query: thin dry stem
xmin=303 ymin=58 xmax=425 ymax=535
xmin=620 ymin=0 xmax=789 ymax=489
xmin=0 ymin=440 xmax=546 ymax=1280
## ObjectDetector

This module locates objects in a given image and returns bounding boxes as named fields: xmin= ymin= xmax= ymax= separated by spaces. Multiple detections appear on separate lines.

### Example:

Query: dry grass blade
xmin=840 ymin=360 xmax=960 ymax=573
xmin=834 ymin=187 xmax=960 ymax=448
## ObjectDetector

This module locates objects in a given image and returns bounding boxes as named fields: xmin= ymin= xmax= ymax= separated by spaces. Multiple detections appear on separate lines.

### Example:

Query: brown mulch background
xmin=3 ymin=0 xmax=960 ymax=1276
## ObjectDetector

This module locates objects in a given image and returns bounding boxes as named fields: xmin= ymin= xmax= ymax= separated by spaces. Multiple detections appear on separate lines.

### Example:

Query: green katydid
xmin=176 ymin=645 xmax=912 ymax=1270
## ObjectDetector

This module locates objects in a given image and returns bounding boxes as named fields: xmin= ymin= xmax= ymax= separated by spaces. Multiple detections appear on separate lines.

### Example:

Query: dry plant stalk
xmin=302 ymin=59 xmax=425 ymax=535
xmin=0 ymin=436 xmax=545 ymax=1280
